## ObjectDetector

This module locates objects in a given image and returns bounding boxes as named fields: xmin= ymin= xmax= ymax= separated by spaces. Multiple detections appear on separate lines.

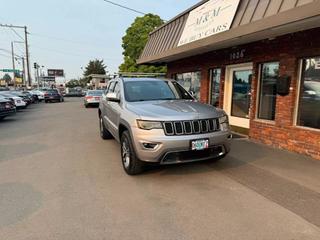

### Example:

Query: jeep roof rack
xmin=118 ymin=72 xmax=166 ymax=78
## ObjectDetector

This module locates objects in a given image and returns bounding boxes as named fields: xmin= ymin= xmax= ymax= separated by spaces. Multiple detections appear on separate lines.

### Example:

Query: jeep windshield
xmin=124 ymin=80 xmax=193 ymax=102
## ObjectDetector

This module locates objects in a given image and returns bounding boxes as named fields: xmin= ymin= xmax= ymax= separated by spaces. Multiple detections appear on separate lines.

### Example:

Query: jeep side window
xmin=113 ymin=82 xmax=120 ymax=96
xmin=107 ymin=82 xmax=116 ymax=93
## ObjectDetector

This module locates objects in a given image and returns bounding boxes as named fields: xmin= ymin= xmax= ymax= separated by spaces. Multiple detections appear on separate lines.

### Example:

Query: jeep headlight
xmin=219 ymin=115 xmax=229 ymax=131
xmin=137 ymin=120 xmax=163 ymax=130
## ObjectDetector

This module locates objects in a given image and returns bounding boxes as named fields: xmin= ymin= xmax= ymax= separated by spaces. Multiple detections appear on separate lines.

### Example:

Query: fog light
xmin=221 ymin=122 xmax=229 ymax=131
xmin=142 ymin=143 xmax=158 ymax=149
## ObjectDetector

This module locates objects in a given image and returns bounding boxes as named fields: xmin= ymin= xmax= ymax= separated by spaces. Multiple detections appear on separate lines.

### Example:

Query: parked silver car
xmin=84 ymin=90 xmax=104 ymax=108
xmin=99 ymin=78 xmax=232 ymax=175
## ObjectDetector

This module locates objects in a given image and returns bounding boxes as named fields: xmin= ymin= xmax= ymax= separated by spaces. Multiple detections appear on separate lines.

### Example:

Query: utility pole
xmin=0 ymin=24 xmax=32 ymax=87
xmin=24 ymin=26 xmax=31 ymax=87
xmin=11 ymin=42 xmax=16 ymax=88
xmin=22 ymin=57 xmax=26 ymax=86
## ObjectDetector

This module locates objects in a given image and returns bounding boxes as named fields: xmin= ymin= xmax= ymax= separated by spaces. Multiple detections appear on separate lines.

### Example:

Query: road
xmin=0 ymin=98 xmax=320 ymax=240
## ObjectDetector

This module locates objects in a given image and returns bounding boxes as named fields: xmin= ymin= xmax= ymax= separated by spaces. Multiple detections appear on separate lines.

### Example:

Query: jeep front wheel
xmin=120 ymin=131 xmax=144 ymax=175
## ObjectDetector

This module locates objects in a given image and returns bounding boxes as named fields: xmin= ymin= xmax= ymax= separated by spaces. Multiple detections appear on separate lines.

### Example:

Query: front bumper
xmin=0 ymin=108 xmax=16 ymax=117
xmin=15 ymin=101 xmax=26 ymax=107
xmin=131 ymin=127 xmax=231 ymax=163
xmin=45 ymin=96 xmax=61 ymax=101
xmin=85 ymin=99 xmax=100 ymax=105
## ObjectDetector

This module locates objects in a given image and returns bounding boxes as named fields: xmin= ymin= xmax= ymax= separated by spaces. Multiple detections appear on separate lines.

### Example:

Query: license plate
xmin=5 ymin=104 xmax=11 ymax=109
xmin=191 ymin=139 xmax=209 ymax=151
xmin=95 ymin=97 xmax=100 ymax=101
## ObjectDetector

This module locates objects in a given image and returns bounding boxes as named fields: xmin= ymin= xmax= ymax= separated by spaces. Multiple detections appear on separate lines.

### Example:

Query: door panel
xmin=231 ymin=70 xmax=252 ymax=118
xmin=224 ymin=63 xmax=253 ymax=129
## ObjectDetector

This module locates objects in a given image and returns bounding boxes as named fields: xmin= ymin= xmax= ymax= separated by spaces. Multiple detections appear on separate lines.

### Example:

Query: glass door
xmin=231 ymin=70 xmax=252 ymax=118
xmin=224 ymin=64 xmax=253 ymax=128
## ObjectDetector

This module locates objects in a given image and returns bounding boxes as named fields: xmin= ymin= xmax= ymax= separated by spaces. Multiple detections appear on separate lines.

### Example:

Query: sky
xmin=0 ymin=0 xmax=199 ymax=83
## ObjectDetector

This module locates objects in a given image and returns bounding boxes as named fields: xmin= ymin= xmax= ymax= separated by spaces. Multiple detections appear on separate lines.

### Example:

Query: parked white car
xmin=31 ymin=90 xmax=45 ymax=101
xmin=0 ymin=93 xmax=27 ymax=109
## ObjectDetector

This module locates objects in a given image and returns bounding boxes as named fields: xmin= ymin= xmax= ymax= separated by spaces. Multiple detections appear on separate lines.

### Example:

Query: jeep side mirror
xmin=106 ymin=92 xmax=120 ymax=102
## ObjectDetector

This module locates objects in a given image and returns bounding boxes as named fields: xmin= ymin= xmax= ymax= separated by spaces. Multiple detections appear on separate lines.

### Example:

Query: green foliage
xmin=82 ymin=59 xmax=107 ymax=86
xmin=79 ymin=78 xmax=89 ymax=87
xmin=66 ymin=79 xmax=82 ymax=88
xmin=83 ymin=59 xmax=106 ymax=77
xmin=2 ymin=74 xmax=11 ymax=83
xmin=119 ymin=14 xmax=167 ymax=73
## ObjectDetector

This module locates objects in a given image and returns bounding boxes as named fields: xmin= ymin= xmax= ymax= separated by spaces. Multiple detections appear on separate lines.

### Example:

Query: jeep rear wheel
xmin=99 ymin=116 xmax=113 ymax=139
xmin=120 ymin=131 xmax=144 ymax=175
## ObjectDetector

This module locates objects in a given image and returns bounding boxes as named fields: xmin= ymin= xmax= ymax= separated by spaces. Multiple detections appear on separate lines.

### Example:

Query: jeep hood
xmin=126 ymin=100 xmax=225 ymax=121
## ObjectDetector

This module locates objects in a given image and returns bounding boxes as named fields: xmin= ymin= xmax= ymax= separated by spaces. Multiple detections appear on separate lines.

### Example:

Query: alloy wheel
xmin=122 ymin=141 xmax=130 ymax=169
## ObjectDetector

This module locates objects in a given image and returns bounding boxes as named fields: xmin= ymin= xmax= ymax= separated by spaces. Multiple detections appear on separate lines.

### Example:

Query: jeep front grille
xmin=163 ymin=119 xmax=220 ymax=136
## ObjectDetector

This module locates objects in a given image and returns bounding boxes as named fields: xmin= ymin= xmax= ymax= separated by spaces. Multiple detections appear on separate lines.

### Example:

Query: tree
xmin=66 ymin=79 xmax=81 ymax=88
xmin=84 ymin=59 xmax=106 ymax=76
xmin=119 ymin=14 xmax=167 ymax=73
xmin=2 ymin=74 xmax=11 ymax=83
xmin=82 ymin=59 xmax=107 ymax=85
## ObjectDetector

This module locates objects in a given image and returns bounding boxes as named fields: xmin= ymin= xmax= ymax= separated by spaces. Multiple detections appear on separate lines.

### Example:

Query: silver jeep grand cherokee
xmin=99 ymin=77 xmax=232 ymax=175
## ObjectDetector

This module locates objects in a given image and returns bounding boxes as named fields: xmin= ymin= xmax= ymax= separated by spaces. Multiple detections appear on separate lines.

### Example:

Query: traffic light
xmin=33 ymin=62 xmax=37 ymax=69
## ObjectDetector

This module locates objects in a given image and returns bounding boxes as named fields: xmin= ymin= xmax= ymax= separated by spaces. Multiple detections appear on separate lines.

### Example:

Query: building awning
xmin=138 ymin=0 xmax=320 ymax=64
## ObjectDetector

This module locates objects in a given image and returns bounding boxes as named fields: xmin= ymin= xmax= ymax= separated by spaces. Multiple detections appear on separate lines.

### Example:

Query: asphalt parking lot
xmin=0 ymin=98 xmax=320 ymax=240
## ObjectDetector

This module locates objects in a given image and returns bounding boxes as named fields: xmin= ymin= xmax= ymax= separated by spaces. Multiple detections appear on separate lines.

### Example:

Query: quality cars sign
xmin=178 ymin=0 xmax=240 ymax=46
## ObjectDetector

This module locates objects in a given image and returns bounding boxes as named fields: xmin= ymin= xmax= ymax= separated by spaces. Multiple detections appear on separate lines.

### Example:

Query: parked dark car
xmin=22 ymin=91 xmax=38 ymax=103
xmin=0 ymin=97 xmax=16 ymax=120
xmin=44 ymin=89 xmax=64 ymax=103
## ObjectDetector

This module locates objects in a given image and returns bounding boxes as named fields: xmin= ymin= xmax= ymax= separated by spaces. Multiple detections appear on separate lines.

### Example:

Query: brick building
xmin=138 ymin=0 xmax=320 ymax=159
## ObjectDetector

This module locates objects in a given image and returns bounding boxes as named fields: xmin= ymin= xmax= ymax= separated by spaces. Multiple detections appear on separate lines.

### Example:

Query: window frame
xmin=208 ymin=68 xmax=222 ymax=107
xmin=294 ymin=57 xmax=320 ymax=131
xmin=255 ymin=61 xmax=279 ymax=122
xmin=107 ymin=81 xmax=116 ymax=94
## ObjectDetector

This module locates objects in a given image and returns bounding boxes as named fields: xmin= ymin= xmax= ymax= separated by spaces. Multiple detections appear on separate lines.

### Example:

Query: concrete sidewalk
xmin=218 ymin=138 xmax=320 ymax=228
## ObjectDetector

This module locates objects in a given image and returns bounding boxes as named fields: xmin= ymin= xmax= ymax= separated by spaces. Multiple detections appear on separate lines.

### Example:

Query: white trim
xmin=255 ymin=64 xmax=262 ymax=120
xmin=293 ymin=59 xmax=303 ymax=126
xmin=224 ymin=62 xmax=253 ymax=129
xmin=294 ymin=125 xmax=320 ymax=133
xmin=208 ymin=69 xmax=213 ymax=104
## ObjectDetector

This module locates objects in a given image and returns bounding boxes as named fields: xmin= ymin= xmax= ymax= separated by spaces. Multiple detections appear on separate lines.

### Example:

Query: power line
xmin=102 ymin=0 xmax=146 ymax=15
xmin=0 ymin=52 xmax=11 ymax=58
xmin=0 ymin=48 xmax=22 ymax=58
xmin=10 ymin=27 xmax=24 ymax=41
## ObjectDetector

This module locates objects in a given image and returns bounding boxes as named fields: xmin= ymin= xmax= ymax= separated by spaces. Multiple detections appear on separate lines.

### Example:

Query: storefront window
xmin=175 ymin=71 xmax=201 ymax=100
xmin=231 ymin=70 xmax=252 ymax=118
xmin=297 ymin=57 xmax=320 ymax=129
xmin=210 ymin=69 xmax=221 ymax=107
xmin=258 ymin=62 xmax=279 ymax=120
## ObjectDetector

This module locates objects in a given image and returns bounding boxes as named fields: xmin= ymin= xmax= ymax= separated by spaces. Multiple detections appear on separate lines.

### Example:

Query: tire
xmin=0 ymin=116 xmax=5 ymax=120
xmin=45 ymin=100 xmax=48 ymax=103
xmin=120 ymin=130 xmax=144 ymax=175
xmin=99 ymin=115 xmax=113 ymax=139
xmin=85 ymin=104 xmax=88 ymax=108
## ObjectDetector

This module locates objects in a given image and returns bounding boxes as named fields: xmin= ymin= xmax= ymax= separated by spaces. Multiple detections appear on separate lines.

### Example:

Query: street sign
xmin=41 ymin=76 xmax=55 ymax=82
xmin=0 ymin=69 xmax=21 ymax=73
xmin=48 ymin=69 xmax=64 ymax=77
